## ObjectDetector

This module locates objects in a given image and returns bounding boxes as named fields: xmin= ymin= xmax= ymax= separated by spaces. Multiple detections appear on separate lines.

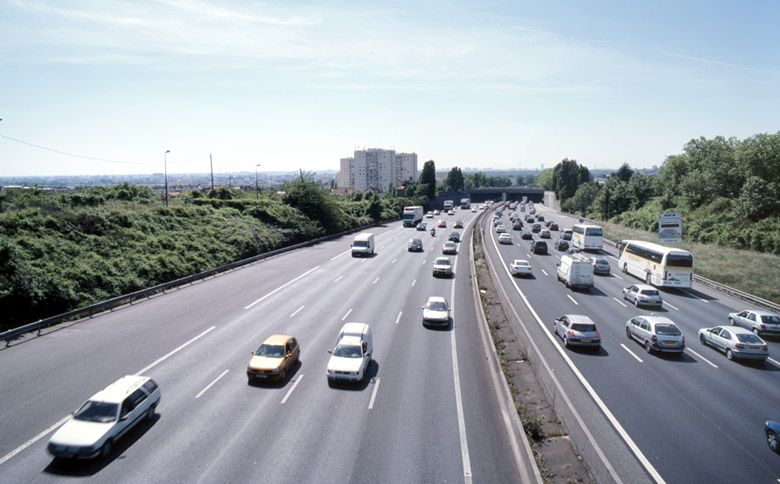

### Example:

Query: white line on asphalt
xmin=526 ymin=253 xmax=532 ymax=258
xmin=566 ymin=294 xmax=578 ymax=305
xmin=136 ymin=326 xmax=216 ymax=375
xmin=0 ymin=415 xmax=70 ymax=466
xmin=609 ymin=255 xmax=619 ymax=261
xmin=411 ymin=279 xmax=416 ymax=287
xmin=664 ymin=301 xmax=679 ymax=311
xmin=330 ymin=249 xmax=351 ymax=260
xmin=685 ymin=348 xmax=719 ymax=368
xmin=620 ymin=344 xmax=644 ymax=363
xmin=612 ymin=274 xmax=624 ymax=280
xmin=683 ymin=289 xmax=710 ymax=303
xmin=342 ymin=308 xmax=352 ymax=321
xmin=245 ymin=266 xmax=320 ymax=309
xmin=195 ymin=369 xmax=229 ymax=399
xmin=290 ymin=305 xmax=305 ymax=318
xmin=280 ymin=374 xmax=304 ymax=404
xmin=449 ymin=254 xmax=473 ymax=483
xmin=372 ymin=277 xmax=380 ymax=285
xmin=391 ymin=257 xmax=397 ymax=264
xmin=612 ymin=297 xmax=627 ymax=308
xmin=541 ymin=269 xmax=548 ymax=277
xmin=422 ymin=259 xmax=427 ymax=265
xmin=334 ymin=275 xmax=343 ymax=283
xmin=368 ymin=377 xmax=381 ymax=409
xmin=767 ymin=357 xmax=780 ymax=369
xmin=395 ymin=311 xmax=403 ymax=325
xmin=554 ymin=255 xmax=561 ymax=261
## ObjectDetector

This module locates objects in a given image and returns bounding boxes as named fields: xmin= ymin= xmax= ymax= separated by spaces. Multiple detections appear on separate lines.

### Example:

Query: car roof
xmin=337 ymin=335 xmax=363 ymax=347
xmin=633 ymin=284 xmax=655 ymax=290
xmin=718 ymin=325 xmax=753 ymax=335
xmin=341 ymin=322 xmax=369 ymax=334
xmin=563 ymin=314 xmax=595 ymax=325
xmin=90 ymin=375 xmax=151 ymax=404
xmin=512 ymin=259 xmax=530 ymax=264
xmin=263 ymin=334 xmax=294 ymax=346
xmin=434 ymin=257 xmax=450 ymax=263
xmin=751 ymin=309 xmax=779 ymax=317
xmin=426 ymin=296 xmax=447 ymax=304
xmin=643 ymin=316 xmax=677 ymax=327
xmin=444 ymin=241 xmax=456 ymax=246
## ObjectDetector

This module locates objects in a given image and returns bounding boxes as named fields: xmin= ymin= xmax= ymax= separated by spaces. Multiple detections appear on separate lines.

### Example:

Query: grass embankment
xmin=597 ymin=220 xmax=780 ymax=304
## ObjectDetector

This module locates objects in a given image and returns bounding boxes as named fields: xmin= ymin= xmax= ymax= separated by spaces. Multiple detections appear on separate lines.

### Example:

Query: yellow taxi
xmin=247 ymin=334 xmax=300 ymax=384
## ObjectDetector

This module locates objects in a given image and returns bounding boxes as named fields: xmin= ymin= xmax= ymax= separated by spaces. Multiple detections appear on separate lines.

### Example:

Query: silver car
xmin=591 ymin=257 xmax=610 ymax=275
xmin=728 ymin=310 xmax=780 ymax=337
xmin=432 ymin=257 xmax=452 ymax=278
xmin=625 ymin=316 xmax=685 ymax=354
xmin=553 ymin=315 xmax=601 ymax=349
xmin=623 ymin=284 xmax=663 ymax=308
xmin=698 ymin=326 xmax=769 ymax=361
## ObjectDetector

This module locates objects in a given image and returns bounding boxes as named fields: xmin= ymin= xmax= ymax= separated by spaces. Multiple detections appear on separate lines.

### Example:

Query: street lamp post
xmin=164 ymin=150 xmax=171 ymax=207
xmin=255 ymin=164 xmax=261 ymax=199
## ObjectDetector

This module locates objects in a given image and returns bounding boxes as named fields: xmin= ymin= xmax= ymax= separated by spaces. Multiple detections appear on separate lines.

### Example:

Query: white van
xmin=327 ymin=322 xmax=373 ymax=384
xmin=351 ymin=233 xmax=375 ymax=257
xmin=557 ymin=254 xmax=594 ymax=290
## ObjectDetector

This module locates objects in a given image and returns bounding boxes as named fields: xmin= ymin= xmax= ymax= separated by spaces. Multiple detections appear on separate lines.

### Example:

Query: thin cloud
xmin=664 ymin=52 xmax=779 ymax=75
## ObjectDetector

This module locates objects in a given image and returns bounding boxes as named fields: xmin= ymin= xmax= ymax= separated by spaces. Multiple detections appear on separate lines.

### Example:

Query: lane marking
xmin=422 ymin=259 xmax=427 ymax=265
xmin=566 ymin=294 xmax=578 ymax=305
xmin=683 ymin=289 xmax=710 ymax=303
xmin=620 ymin=343 xmax=644 ymax=363
xmin=411 ymin=279 xmax=416 ymax=287
xmin=664 ymin=301 xmax=679 ymax=311
xmin=526 ymin=253 xmax=532 ymax=258
xmin=391 ymin=257 xmax=397 ymax=264
xmin=395 ymin=311 xmax=403 ymax=325
xmin=136 ymin=326 xmax=216 ymax=375
xmin=372 ymin=277 xmax=380 ymax=285
xmin=767 ymin=357 xmax=780 ymax=369
xmin=612 ymin=297 xmax=627 ymax=308
xmin=685 ymin=348 xmax=718 ymax=369
xmin=541 ymin=269 xmax=548 ymax=277
xmin=486 ymin=222 xmax=661 ymax=484
xmin=368 ymin=377 xmax=381 ymax=409
xmin=612 ymin=274 xmax=624 ymax=280
xmin=330 ymin=249 xmax=351 ymax=261
xmin=290 ymin=305 xmax=305 ymax=318
xmin=449 ymin=252 xmax=473 ymax=483
xmin=195 ymin=369 xmax=229 ymax=399
xmin=1 ymin=326 xmax=216 ymax=467
xmin=245 ymin=266 xmax=320 ymax=309
xmin=280 ymin=374 xmax=304 ymax=404
xmin=334 ymin=275 xmax=343 ymax=283
xmin=342 ymin=308 xmax=352 ymax=321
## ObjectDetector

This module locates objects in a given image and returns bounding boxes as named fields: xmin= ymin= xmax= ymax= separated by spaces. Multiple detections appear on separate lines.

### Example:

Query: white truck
xmin=460 ymin=198 xmax=471 ymax=209
xmin=402 ymin=206 xmax=424 ymax=227
xmin=556 ymin=254 xmax=594 ymax=290
xmin=351 ymin=233 xmax=375 ymax=257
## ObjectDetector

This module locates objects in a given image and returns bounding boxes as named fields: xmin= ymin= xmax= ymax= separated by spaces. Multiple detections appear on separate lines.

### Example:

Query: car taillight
xmin=567 ymin=330 xmax=576 ymax=336
xmin=595 ymin=330 xmax=601 ymax=337
xmin=735 ymin=343 xmax=745 ymax=349
xmin=761 ymin=324 xmax=766 ymax=330
xmin=763 ymin=346 xmax=768 ymax=352
xmin=651 ymin=335 xmax=657 ymax=342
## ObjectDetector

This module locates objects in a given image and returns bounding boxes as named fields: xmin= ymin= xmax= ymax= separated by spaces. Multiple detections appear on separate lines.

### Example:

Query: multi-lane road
xmin=0 ymin=209 xmax=539 ymax=483
xmin=482 ymin=202 xmax=780 ymax=484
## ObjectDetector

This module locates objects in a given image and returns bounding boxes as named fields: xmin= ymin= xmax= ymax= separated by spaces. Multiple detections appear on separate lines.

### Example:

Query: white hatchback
xmin=422 ymin=296 xmax=450 ymax=327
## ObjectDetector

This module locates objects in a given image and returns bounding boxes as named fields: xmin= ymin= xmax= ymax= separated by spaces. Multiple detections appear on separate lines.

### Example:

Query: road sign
xmin=659 ymin=212 xmax=682 ymax=243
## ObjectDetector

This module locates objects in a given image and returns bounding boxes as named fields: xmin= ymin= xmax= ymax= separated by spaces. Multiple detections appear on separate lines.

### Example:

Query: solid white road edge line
xmin=685 ymin=348 xmax=718 ymax=369
xmin=330 ymin=249 xmax=351 ymax=261
xmin=620 ymin=344 xmax=644 ymax=363
xmin=136 ymin=326 xmax=216 ymax=375
xmin=195 ymin=369 xmax=229 ymax=399
xmin=487 ymin=221 xmax=662 ymax=484
xmin=0 ymin=326 xmax=217 ymax=467
xmin=290 ymin=305 xmax=305 ymax=318
xmin=612 ymin=297 xmax=628 ymax=308
xmin=368 ymin=377 xmax=381 ymax=409
xmin=280 ymin=374 xmax=304 ymax=404
xmin=567 ymin=294 xmax=579 ymax=305
xmin=342 ymin=308 xmax=352 ymax=321
xmin=767 ymin=357 xmax=780 ymax=369
xmin=395 ymin=311 xmax=403 ymax=325
xmin=450 ymin=248 xmax=473 ymax=483
xmin=244 ymin=266 xmax=320 ymax=309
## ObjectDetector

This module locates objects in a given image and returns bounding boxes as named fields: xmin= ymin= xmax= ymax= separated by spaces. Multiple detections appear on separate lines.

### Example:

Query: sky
xmin=0 ymin=0 xmax=778 ymax=176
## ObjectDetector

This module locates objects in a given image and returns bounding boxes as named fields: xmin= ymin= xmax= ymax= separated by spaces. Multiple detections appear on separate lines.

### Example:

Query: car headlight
xmin=270 ymin=367 xmax=280 ymax=374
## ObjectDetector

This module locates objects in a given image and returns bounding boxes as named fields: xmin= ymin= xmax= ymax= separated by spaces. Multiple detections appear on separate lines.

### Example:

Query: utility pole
xmin=210 ymin=154 xmax=214 ymax=192
xmin=255 ymin=164 xmax=261 ymax=200
xmin=164 ymin=150 xmax=171 ymax=207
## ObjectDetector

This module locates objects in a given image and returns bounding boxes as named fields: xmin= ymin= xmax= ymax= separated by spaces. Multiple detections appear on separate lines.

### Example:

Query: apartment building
xmin=337 ymin=149 xmax=417 ymax=193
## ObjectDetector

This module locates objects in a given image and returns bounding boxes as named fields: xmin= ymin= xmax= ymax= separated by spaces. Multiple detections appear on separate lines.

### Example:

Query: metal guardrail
xmin=1 ymin=220 xmax=395 ymax=345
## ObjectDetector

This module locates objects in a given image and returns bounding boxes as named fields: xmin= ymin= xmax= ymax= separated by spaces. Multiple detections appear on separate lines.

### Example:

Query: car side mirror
xmin=365 ymin=352 xmax=371 ymax=358
xmin=120 ymin=414 xmax=129 ymax=421
xmin=327 ymin=349 xmax=333 ymax=354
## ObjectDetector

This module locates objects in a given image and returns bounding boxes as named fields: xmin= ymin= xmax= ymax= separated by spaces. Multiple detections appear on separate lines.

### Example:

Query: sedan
xmin=626 ymin=316 xmax=684 ymax=354
xmin=448 ymin=231 xmax=461 ymax=242
xmin=728 ymin=309 xmax=780 ymax=337
xmin=432 ymin=257 xmax=453 ymax=277
xmin=698 ymin=326 xmax=768 ymax=362
xmin=510 ymin=259 xmax=532 ymax=277
xmin=416 ymin=222 xmax=428 ymax=231
xmin=408 ymin=238 xmax=424 ymax=252
xmin=592 ymin=257 xmax=610 ymax=275
xmin=767 ymin=420 xmax=780 ymax=453
xmin=554 ymin=239 xmax=570 ymax=251
xmin=549 ymin=223 xmax=559 ymax=231
xmin=422 ymin=296 xmax=450 ymax=327
xmin=553 ymin=315 xmax=601 ymax=349
xmin=437 ymin=220 xmax=447 ymax=228
xmin=442 ymin=241 xmax=458 ymax=254
xmin=540 ymin=229 xmax=551 ymax=239
xmin=521 ymin=232 xmax=534 ymax=240
xmin=454 ymin=220 xmax=464 ymax=228
xmin=247 ymin=334 xmax=301 ymax=383
xmin=623 ymin=284 xmax=663 ymax=308
xmin=447 ymin=210 xmax=455 ymax=216
xmin=498 ymin=233 xmax=512 ymax=244
xmin=496 ymin=224 xmax=507 ymax=233
xmin=426 ymin=211 xmax=434 ymax=218
xmin=531 ymin=223 xmax=541 ymax=233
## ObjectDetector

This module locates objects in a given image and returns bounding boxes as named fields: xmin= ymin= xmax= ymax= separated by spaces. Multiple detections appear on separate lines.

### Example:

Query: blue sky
xmin=1 ymin=0 xmax=778 ymax=176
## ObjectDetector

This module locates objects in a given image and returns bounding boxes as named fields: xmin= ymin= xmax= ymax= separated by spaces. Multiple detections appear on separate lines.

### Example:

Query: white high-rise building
xmin=395 ymin=152 xmax=417 ymax=186
xmin=337 ymin=157 xmax=354 ymax=188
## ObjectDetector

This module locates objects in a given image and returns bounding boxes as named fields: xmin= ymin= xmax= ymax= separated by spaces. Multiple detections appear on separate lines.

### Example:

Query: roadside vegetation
xmin=0 ymin=179 xmax=421 ymax=331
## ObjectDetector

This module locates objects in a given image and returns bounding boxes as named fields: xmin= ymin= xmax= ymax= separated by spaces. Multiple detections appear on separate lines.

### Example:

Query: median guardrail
xmin=1 ymin=219 xmax=397 ymax=346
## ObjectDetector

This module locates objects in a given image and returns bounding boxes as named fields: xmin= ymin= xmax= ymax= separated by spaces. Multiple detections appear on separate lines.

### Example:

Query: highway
xmin=481 ymin=202 xmax=780 ymax=484
xmin=0 ymin=209 xmax=538 ymax=483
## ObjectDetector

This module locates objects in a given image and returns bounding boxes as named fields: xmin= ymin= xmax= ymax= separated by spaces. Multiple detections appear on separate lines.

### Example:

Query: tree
xmin=419 ymin=160 xmax=437 ymax=199
xmin=614 ymin=163 xmax=634 ymax=182
xmin=535 ymin=168 xmax=554 ymax=190
xmin=564 ymin=182 xmax=601 ymax=214
xmin=552 ymin=159 xmax=590 ymax=202
xmin=445 ymin=167 xmax=465 ymax=192
xmin=737 ymin=176 xmax=780 ymax=221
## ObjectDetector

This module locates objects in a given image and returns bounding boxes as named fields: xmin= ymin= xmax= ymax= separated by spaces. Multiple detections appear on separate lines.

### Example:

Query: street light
xmin=255 ymin=164 xmax=261 ymax=199
xmin=164 ymin=150 xmax=171 ymax=207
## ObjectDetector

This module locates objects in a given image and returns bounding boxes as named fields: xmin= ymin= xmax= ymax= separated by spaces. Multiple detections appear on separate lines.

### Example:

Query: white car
xmin=498 ymin=233 xmax=512 ymax=244
xmin=432 ymin=257 xmax=453 ymax=277
xmin=426 ymin=211 xmax=434 ymax=218
xmin=447 ymin=210 xmax=455 ymax=216
xmin=422 ymin=296 xmax=450 ymax=327
xmin=326 ymin=323 xmax=372 ymax=384
xmin=496 ymin=224 xmax=507 ymax=233
xmin=510 ymin=259 xmax=532 ymax=277
xmin=48 ymin=375 xmax=160 ymax=459
xmin=442 ymin=241 xmax=458 ymax=254
xmin=698 ymin=325 xmax=769 ymax=362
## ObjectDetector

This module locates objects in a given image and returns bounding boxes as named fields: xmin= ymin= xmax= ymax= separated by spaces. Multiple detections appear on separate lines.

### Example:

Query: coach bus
xmin=571 ymin=224 xmax=604 ymax=251
xmin=618 ymin=240 xmax=694 ymax=288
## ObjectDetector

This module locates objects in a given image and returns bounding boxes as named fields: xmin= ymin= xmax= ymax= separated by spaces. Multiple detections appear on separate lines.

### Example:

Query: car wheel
xmin=728 ymin=317 xmax=735 ymax=326
xmin=622 ymin=264 xmax=628 ymax=274
xmin=644 ymin=341 xmax=652 ymax=353
xmin=726 ymin=349 xmax=734 ymax=361
xmin=100 ymin=439 xmax=113 ymax=459
xmin=752 ymin=327 xmax=760 ymax=336
xmin=645 ymin=274 xmax=652 ymax=285
xmin=768 ymin=429 xmax=779 ymax=453
xmin=634 ymin=298 xmax=639 ymax=307
xmin=626 ymin=327 xmax=632 ymax=339
xmin=699 ymin=334 xmax=707 ymax=346
xmin=146 ymin=405 xmax=155 ymax=421
xmin=563 ymin=336 xmax=570 ymax=348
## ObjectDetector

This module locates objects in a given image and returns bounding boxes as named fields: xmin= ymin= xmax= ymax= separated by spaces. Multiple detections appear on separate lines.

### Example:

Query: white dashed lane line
xmin=541 ymin=269 xmax=548 ymax=277
xmin=290 ymin=305 xmax=305 ymax=318
xmin=334 ymin=275 xmax=343 ymax=283
xmin=395 ymin=311 xmax=403 ymax=325
xmin=612 ymin=274 xmax=624 ymax=280
xmin=566 ymin=294 xmax=578 ymax=305
xmin=372 ymin=277 xmax=380 ymax=285
xmin=664 ymin=301 xmax=679 ymax=311
xmin=342 ymin=308 xmax=352 ymax=321
xmin=411 ymin=279 xmax=416 ymax=287
xmin=195 ymin=369 xmax=229 ymax=399
xmin=612 ymin=297 xmax=627 ymax=308
xmin=685 ymin=348 xmax=719 ymax=368
xmin=620 ymin=343 xmax=644 ymax=363
xmin=368 ymin=377 xmax=381 ymax=409
xmin=280 ymin=374 xmax=304 ymax=404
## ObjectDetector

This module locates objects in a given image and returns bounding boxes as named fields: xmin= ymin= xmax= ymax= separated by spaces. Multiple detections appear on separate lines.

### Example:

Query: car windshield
xmin=426 ymin=301 xmax=448 ymax=311
xmin=736 ymin=333 xmax=763 ymax=344
xmin=436 ymin=259 xmax=450 ymax=266
xmin=655 ymin=324 xmax=681 ymax=336
xmin=571 ymin=324 xmax=596 ymax=332
xmin=762 ymin=315 xmax=780 ymax=324
xmin=641 ymin=290 xmax=660 ymax=296
xmin=333 ymin=344 xmax=362 ymax=358
xmin=74 ymin=401 xmax=119 ymax=423
xmin=352 ymin=241 xmax=368 ymax=247
xmin=256 ymin=344 xmax=285 ymax=357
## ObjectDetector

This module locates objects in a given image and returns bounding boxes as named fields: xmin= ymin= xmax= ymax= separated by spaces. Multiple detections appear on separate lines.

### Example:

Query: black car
xmin=448 ymin=231 xmax=461 ymax=242
xmin=537 ymin=215 xmax=545 ymax=222
xmin=554 ymin=239 xmax=570 ymax=251
xmin=408 ymin=238 xmax=424 ymax=252
xmin=521 ymin=232 xmax=534 ymax=240
xmin=530 ymin=240 xmax=548 ymax=254
xmin=417 ymin=222 xmax=428 ymax=231
xmin=513 ymin=222 xmax=523 ymax=231
xmin=526 ymin=217 xmax=535 ymax=223
xmin=532 ymin=223 xmax=541 ymax=233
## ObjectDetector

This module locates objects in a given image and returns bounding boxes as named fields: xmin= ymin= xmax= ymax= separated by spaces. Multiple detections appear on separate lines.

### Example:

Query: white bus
xmin=618 ymin=240 xmax=693 ymax=288
xmin=571 ymin=224 xmax=604 ymax=251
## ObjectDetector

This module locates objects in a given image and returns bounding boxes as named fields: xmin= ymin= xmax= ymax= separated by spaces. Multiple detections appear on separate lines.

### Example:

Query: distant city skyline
xmin=1 ymin=1 xmax=777 ymax=177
